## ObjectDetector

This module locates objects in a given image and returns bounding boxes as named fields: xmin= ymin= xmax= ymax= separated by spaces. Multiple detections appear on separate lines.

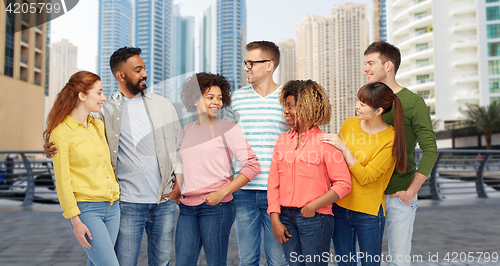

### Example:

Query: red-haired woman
xmin=320 ymin=81 xmax=406 ymax=266
xmin=43 ymin=71 xmax=120 ymax=266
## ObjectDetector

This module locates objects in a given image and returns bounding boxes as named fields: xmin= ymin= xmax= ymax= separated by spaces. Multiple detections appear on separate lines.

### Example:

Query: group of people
xmin=43 ymin=40 xmax=437 ymax=266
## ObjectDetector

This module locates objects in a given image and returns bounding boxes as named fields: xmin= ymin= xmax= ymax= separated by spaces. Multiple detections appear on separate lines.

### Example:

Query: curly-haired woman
xmin=175 ymin=72 xmax=260 ymax=266
xmin=267 ymin=79 xmax=352 ymax=266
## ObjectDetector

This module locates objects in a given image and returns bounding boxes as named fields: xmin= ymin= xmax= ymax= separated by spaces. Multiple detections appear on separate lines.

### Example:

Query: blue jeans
xmin=175 ymin=201 xmax=234 ymax=266
xmin=73 ymin=201 xmax=120 ymax=266
xmin=385 ymin=195 xmax=417 ymax=266
xmin=115 ymin=200 xmax=177 ymax=266
xmin=279 ymin=207 xmax=333 ymax=266
xmin=332 ymin=204 xmax=385 ymax=266
xmin=233 ymin=189 xmax=287 ymax=266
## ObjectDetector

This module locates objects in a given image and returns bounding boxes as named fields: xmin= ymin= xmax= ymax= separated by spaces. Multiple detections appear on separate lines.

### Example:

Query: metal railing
xmin=416 ymin=149 xmax=500 ymax=200
xmin=0 ymin=151 xmax=56 ymax=206
xmin=1 ymin=150 xmax=500 ymax=205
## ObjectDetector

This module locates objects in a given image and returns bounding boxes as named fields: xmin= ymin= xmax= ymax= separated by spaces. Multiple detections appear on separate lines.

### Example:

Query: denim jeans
xmin=279 ymin=207 xmax=333 ymax=266
xmin=331 ymin=204 xmax=385 ymax=266
xmin=72 ymin=201 xmax=120 ymax=266
xmin=115 ymin=200 xmax=177 ymax=266
xmin=385 ymin=195 xmax=417 ymax=266
xmin=175 ymin=201 xmax=234 ymax=266
xmin=232 ymin=189 xmax=287 ymax=266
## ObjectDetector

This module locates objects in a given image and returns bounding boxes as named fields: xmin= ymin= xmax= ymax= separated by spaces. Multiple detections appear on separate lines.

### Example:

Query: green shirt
xmin=382 ymin=88 xmax=438 ymax=194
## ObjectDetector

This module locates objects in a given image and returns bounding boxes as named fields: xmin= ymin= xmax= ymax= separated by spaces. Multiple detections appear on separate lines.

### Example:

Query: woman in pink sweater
xmin=175 ymin=72 xmax=260 ymax=266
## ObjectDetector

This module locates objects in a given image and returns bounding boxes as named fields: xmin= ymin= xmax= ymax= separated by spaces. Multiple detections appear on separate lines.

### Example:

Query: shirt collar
xmin=111 ymin=89 xmax=151 ymax=101
xmin=63 ymin=115 xmax=95 ymax=131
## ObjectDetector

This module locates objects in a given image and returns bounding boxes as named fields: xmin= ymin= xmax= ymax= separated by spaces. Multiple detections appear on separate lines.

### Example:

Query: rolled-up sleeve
xmin=325 ymin=146 xmax=352 ymax=200
xmin=50 ymin=130 xmax=80 ymax=219
xmin=267 ymin=141 xmax=282 ymax=215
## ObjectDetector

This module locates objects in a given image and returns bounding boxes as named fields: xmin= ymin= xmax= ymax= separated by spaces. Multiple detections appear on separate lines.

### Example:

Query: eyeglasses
xmin=242 ymin=60 xmax=271 ymax=70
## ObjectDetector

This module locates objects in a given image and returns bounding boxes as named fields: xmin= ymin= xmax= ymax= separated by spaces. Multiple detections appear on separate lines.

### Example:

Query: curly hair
xmin=109 ymin=47 xmax=142 ymax=75
xmin=279 ymin=80 xmax=331 ymax=130
xmin=181 ymin=72 xmax=232 ymax=112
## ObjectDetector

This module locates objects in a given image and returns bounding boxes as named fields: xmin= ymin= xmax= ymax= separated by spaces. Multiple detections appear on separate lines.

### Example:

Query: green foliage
xmin=462 ymin=101 xmax=500 ymax=135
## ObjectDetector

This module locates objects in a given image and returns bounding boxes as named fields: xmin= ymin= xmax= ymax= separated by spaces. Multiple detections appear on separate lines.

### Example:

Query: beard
xmin=125 ymin=76 xmax=147 ymax=95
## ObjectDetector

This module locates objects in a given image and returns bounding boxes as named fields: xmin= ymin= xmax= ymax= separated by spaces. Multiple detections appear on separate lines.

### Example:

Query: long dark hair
xmin=357 ymin=82 xmax=407 ymax=173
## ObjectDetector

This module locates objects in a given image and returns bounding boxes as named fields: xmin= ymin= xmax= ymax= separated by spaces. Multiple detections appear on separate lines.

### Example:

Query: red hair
xmin=357 ymin=82 xmax=407 ymax=173
xmin=43 ymin=71 xmax=101 ymax=139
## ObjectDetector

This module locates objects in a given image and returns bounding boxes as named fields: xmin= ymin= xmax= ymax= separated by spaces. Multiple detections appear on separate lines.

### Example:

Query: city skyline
xmin=50 ymin=0 xmax=373 ymax=73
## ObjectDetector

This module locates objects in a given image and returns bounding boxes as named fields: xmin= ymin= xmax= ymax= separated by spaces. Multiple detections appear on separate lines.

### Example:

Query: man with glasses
xmin=223 ymin=41 xmax=288 ymax=266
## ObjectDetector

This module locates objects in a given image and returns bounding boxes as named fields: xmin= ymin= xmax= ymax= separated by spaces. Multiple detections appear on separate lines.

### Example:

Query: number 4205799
xmin=5 ymin=2 xmax=61 ymax=14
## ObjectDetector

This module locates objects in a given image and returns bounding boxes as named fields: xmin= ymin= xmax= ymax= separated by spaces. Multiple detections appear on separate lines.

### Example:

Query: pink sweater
xmin=179 ymin=119 xmax=260 ymax=206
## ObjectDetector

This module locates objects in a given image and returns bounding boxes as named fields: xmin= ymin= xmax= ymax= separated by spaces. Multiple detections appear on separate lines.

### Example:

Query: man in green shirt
xmin=363 ymin=41 xmax=438 ymax=266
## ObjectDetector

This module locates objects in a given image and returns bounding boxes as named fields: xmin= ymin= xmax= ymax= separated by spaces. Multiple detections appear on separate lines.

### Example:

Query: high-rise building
xmin=277 ymin=39 xmax=297 ymax=86
xmin=374 ymin=0 xmax=388 ymax=42
xmin=45 ymin=39 xmax=78 ymax=120
xmin=387 ymin=0 xmax=484 ymax=131
xmin=1 ymin=1 xmax=49 ymax=150
xmin=199 ymin=2 xmax=217 ymax=74
xmin=135 ymin=0 xmax=173 ymax=97
xmin=296 ymin=3 xmax=368 ymax=133
xmin=216 ymin=0 xmax=246 ymax=90
xmin=97 ymin=0 xmax=133 ymax=96
xmin=480 ymin=0 xmax=500 ymax=105
xmin=173 ymin=5 xmax=194 ymax=78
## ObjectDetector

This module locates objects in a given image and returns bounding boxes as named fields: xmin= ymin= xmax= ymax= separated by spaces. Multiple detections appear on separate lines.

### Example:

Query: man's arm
xmin=391 ymin=99 xmax=438 ymax=204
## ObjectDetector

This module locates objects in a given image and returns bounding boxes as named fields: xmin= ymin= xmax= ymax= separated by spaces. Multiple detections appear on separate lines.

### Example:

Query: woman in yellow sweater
xmin=320 ymin=82 xmax=406 ymax=266
xmin=43 ymin=71 xmax=120 ymax=266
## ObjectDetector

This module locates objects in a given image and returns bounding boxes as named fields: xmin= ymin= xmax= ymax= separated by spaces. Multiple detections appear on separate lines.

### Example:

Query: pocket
xmin=275 ymin=152 xmax=286 ymax=175
xmin=77 ymin=202 xmax=91 ymax=212
xmin=396 ymin=196 xmax=417 ymax=209
xmin=297 ymin=155 xmax=321 ymax=179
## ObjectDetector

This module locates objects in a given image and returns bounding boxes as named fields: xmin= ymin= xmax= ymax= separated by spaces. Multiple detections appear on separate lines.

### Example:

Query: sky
xmin=50 ymin=0 xmax=373 ymax=73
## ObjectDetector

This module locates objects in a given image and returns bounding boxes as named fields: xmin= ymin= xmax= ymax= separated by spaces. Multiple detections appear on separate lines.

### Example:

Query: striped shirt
xmin=223 ymin=85 xmax=289 ymax=190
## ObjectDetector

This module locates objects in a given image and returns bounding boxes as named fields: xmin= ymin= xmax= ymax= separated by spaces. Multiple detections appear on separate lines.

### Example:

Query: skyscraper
xmin=97 ymin=0 xmax=133 ymax=96
xmin=329 ymin=3 xmax=368 ymax=134
xmin=386 ymin=0 xmax=480 ymax=131
xmin=199 ymin=2 xmax=217 ymax=74
xmin=277 ymin=39 xmax=297 ymax=86
xmin=296 ymin=3 xmax=368 ymax=133
xmin=1 ymin=0 xmax=49 ymax=150
xmin=373 ymin=0 xmax=388 ymax=42
xmin=216 ymin=0 xmax=246 ymax=90
xmin=135 ymin=0 xmax=173 ymax=97
xmin=173 ymin=5 xmax=194 ymax=78
xmin=46 ymin=39 xmax=78 ymax=120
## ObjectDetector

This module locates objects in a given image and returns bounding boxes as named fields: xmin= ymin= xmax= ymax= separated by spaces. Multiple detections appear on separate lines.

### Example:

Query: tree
xmin=462 ymin=101 xmax=500 ymax=150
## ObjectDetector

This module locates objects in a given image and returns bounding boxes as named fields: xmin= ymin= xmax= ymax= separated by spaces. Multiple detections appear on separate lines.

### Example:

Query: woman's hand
xmin=320 ymin=134 xmax=347 ymax=152
xmin=205 ymin=190 xmax=225 ymax=205
xmin=271 ymin=213 xmax=291 ymax=243
xmin=300 ymin=203 xmax=316 ymax=217
xmin=70 ymin=216 xmax=92 ymax=249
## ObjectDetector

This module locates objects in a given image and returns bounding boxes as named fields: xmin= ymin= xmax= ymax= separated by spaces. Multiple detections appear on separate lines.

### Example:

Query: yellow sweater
xmin=50 ymin=116 xmax=120 ymax=219
xmin=336 ymin=117 xmax=396 ymax=216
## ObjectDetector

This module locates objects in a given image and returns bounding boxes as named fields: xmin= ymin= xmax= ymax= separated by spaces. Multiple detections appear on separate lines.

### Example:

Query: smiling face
xmin=243 ymin=49 xmax=271 ymax=85
xmin=122 ymin=55 xmax=148 ymax=95
xmin=81 ymin=80 xmax=106 ymax=113
xmin=195 ymin=86 xmax=223 ymax=118
xmin=355 ymin=99 xmax=382 ymax=121
xmin=284 ymin=95 xmax=297 ymax=127
xmin=364 ymin=52 xmax=388 ymax=84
